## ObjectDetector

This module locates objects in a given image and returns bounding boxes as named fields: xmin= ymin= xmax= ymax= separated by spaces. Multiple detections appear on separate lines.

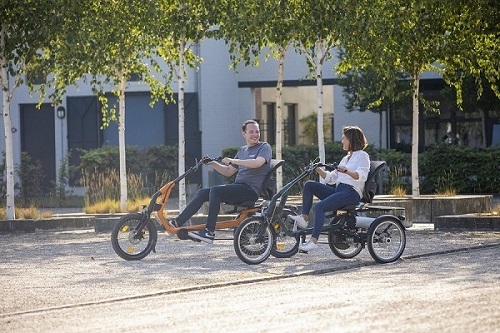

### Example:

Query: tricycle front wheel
xmin=111 ymin=213 xmax=158 ymax=260
xmin=271 ymin=209 xmax=300 ymax=258
xmin=233 ymin=217 xmax=273 ymax=265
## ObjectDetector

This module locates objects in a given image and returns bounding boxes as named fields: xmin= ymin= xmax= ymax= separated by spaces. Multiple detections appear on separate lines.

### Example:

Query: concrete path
xmin=0 ymin=226 xmax=499 ymax=332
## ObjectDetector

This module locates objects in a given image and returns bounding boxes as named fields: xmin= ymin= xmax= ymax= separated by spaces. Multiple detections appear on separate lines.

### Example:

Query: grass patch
xmin=435 ymin=170 xmax=457 ymax=196
xmin=0 ymin=206 xmax=53 ymax=219
xmin=84 ymin=197 xmax=150 ymax=214
xmin=389 ymin=186 xmax=407 ymax=197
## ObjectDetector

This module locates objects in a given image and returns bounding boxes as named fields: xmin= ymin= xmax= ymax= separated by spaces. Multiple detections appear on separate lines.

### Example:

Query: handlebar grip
xmin=324 ymin=163 xmax=338 ymax=171
xmin=201 ymin=156 xmax=223 ymax=164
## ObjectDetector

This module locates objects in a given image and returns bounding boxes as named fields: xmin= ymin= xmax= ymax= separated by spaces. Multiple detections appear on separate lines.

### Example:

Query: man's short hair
xmin=242 ymin=119 xmax=259 ymax=132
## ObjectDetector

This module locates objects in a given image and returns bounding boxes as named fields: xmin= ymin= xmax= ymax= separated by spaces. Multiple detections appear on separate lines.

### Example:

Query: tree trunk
xmin=118 ymin=72 xmax=127 ymax=211
xmin=178 ymin=40 xmax=187 ymax=211
xmin=411 ymin=71 xmax=420 ymax=196
xmin=481 ymin=110 xmax=487 ymax=148
xmin=1 ymin=26 xmax=16 ymax=219
xmin=316 ymin=43 xmax=325 ymax=165
xmin=379 ymin=111 xmax=383 ymax=148
xmin=275 ymin=48 xmax=286 ymax=190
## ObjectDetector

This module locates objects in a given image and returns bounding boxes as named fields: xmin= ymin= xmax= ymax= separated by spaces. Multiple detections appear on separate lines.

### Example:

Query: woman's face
xmin=341 ymin=134 xmax=350 ymax=151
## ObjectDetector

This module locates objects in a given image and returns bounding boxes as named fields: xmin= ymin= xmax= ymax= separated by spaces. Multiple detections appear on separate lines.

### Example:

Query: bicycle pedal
xmin=176 ymin=228 xmax=192 ymax=240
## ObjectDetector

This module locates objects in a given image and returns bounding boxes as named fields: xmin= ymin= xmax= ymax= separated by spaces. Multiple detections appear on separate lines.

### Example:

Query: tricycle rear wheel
xmin=367 ymin=216 xmax=406 ymax=263
xmin=327 ymin=229 xmax=363 ymax=259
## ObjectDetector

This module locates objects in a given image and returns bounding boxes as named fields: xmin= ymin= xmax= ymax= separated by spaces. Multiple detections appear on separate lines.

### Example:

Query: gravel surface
xmin=0 ymin=227 xmax=499 ymax=332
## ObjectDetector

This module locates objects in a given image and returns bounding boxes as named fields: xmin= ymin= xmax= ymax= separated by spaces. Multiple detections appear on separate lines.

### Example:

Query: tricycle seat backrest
xmin=361 ymin=161 xmax=386 ymax=204
xmin=261 ymin=159 xmax=285 ymax=200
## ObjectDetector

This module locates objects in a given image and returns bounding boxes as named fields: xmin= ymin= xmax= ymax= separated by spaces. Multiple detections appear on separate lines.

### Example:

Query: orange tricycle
xmin=111 ymin=157 xmax=297 ymax=260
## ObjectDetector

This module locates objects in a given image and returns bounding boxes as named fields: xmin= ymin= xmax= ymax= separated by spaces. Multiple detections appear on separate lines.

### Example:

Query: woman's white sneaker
xmin=288 ymin=215 xmax=308 ymax=229
xmin=299 ymin=239 xmax=318 ymax=252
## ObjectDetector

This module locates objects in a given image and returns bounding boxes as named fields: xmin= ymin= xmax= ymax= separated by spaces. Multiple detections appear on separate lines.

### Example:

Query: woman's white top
xmin=322 ymin=150 xmax=370 ymax=199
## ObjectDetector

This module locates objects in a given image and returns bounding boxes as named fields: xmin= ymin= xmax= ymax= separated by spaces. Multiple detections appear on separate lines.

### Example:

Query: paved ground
xmin=0 ymin=225 xmax=499 ymax=332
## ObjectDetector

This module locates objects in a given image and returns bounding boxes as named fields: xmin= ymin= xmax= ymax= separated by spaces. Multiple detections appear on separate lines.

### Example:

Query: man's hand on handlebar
xmin=201 ymin=156 xmax=223 ymax=165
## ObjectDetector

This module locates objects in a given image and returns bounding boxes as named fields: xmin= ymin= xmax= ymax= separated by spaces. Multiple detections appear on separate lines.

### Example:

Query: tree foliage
xmin=337 ymin=0 xmax=499 ymax=195
xmin=1 ymin=0 xmax=62 ymax=218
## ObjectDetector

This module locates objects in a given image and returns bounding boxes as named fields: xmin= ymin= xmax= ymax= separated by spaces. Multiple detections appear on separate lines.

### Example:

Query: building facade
xmin=1 ymin=38 xmax=499 ymax=193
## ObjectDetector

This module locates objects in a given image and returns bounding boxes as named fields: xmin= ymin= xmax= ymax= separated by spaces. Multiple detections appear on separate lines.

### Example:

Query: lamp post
xmin=56 ymin=106 xmax=66 ymax=119
xmin=56 ymin=106 xmax=66 ymax=170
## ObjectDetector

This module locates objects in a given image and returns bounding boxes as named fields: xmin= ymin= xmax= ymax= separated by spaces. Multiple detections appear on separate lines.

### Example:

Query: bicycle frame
xmin=262 ymin=161 xmax=335 ymax=234
xmin=233 ymin=160 xmax=407 ymax=265
xmin=134 ymin=158 xmax=263 ymax=240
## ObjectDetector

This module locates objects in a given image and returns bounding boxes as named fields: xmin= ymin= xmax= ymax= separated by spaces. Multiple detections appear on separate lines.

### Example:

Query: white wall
xmin=1 ymin=41 xmax=380 ymax=190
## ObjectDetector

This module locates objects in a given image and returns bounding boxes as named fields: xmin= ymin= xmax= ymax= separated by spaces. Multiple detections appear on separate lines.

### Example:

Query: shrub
xmin=16 ymin=152 xmax=44 ymax=206
xmin=420 ymin=144 xmax=500 ymax=194
xmin=77 ymin=145 xmax=178 ymax=197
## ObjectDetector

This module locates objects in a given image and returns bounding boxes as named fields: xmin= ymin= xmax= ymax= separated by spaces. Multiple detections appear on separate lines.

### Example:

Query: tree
xmin=0 ymin=0 xmax=60 ymax=219
xmin=150 ymin=0 xmax=212 ymax=210
xmin=44 ymin=0 xmax=163 ymax=211
xmin=337 ymin=56 xmax=412 ymax=148
xmin=338 ymin=0 xmax=499 ymax=196
xmin=217 ymin=0 xmax=298 ymax=189
xmin=293 ymin=0 xmax=342 ymax=165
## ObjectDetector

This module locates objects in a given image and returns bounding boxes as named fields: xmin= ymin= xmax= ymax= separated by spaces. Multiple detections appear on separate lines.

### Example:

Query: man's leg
xmin=175 ymin=188 xmax=210 ymax=226
xmin=205 ymin=183 xmax=257 ymax=231
xmin=188 ymin=184 xmax=257 ymax=243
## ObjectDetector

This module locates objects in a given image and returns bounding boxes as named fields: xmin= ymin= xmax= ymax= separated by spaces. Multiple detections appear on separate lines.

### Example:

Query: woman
xmin=290 ymin=126 xmax=370 ymax=252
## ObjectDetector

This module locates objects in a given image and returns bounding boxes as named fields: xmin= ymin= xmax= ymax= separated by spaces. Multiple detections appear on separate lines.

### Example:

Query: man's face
xmin=243 ymin=123 xmax=260 ymax=146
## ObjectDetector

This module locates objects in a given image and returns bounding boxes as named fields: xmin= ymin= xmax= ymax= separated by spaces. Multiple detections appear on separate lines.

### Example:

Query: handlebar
xmin=304 ymin=161 xmax=338 ymax=173
xmin=201 ymin=156 xmax=223 ymax=165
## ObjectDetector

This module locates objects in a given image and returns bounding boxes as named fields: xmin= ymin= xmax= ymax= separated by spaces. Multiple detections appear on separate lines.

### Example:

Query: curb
xmin=0 ymin=214 xmax=238 ymax=234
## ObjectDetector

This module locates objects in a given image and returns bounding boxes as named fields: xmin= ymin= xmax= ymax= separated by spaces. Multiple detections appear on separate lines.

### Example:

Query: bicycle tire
xmin=233 ymin=216 xmax=273 ymax=265
xmin=327 ymin=229 xmax=363 ymax=259
xmin=367 ymin=216 xmax=406 ymax=263
xmin=271 ymin=209 xmax=299 ymax=258
xmin=111 ymin=213 xmax=158 ymax=260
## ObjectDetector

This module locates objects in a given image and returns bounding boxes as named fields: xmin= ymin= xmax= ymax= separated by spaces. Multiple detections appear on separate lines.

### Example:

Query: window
xmin=284 ymin=104 xmax=297 ymax=146
xmin=26 ymin=72 xmax=46 ymax=85
xmin=261 ymin=103 xmax=276 ymax=145
xmin=128 ymin=73 xmax=142 ymax=82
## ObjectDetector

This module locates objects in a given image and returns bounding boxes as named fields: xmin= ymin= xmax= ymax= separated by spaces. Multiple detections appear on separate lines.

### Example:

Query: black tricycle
xmin=233 ymin=160 xmax=407 ymax=265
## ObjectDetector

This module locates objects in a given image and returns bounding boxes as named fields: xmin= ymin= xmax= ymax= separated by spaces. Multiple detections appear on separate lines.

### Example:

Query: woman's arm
xmin=316 ymin=167 xmax=338 ymax=184
xmin=339 ymin=151 xmax=370 ymax=181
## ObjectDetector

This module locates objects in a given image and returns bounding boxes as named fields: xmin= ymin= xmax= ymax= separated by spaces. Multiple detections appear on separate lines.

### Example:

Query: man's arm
xmin=208 ymin=160 xmax=238 ymax=177
xmin=223 ymin=156 xmax=266 ymax=169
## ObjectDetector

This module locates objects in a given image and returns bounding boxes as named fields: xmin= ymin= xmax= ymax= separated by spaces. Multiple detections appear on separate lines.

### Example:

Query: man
xmin=169 ymin=120 xmax=272 ymax=243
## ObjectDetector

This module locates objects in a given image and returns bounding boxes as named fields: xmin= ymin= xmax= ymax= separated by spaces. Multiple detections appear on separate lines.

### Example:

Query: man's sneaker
xmin=288 ymin=215 xmax=308 ymax=229
xmin=188 ymin=228 xmax=215 ymax=244
xmin=165 ymin=219 xmax=178 ymax=236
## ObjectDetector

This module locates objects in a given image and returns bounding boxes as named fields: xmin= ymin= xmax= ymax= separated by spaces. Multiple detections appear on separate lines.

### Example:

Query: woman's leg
xmin=310 ymin=184 xmax=360 ymax=240
xmin=301 ymin=180 xmax=337 ymax=216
